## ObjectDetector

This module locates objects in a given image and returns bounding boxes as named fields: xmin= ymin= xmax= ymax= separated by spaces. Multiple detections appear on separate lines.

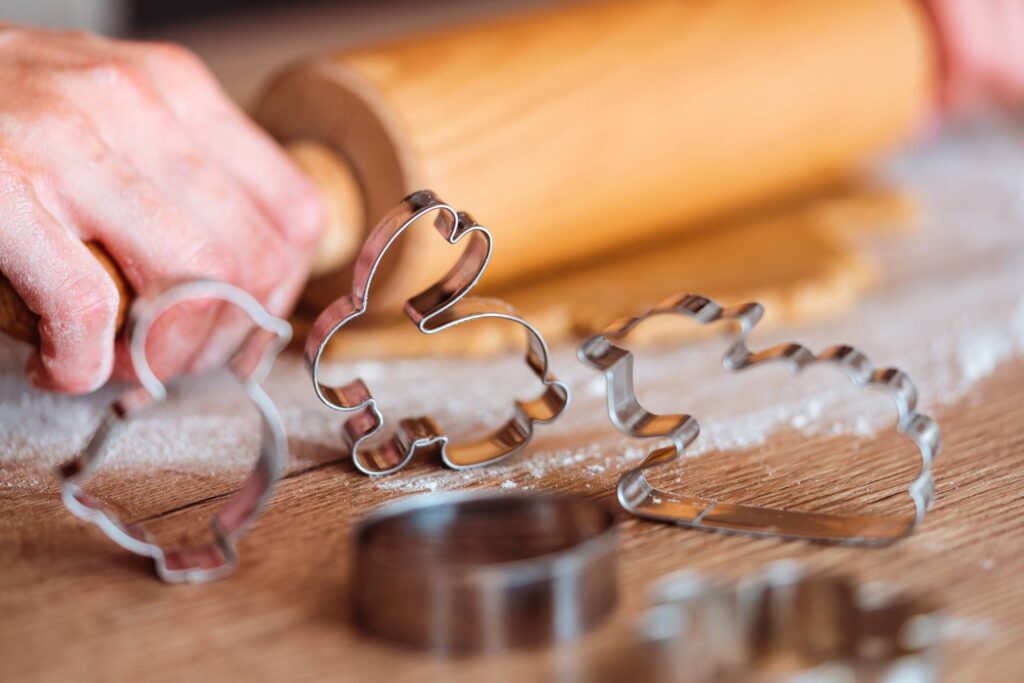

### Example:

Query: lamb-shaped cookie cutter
xmin=58 ymin=280 xmax=292 ymax=583
xmin=578 ymin=293 xmax=941 ymax=545
xmin=305 ymin=190 xmax=569 ymax=476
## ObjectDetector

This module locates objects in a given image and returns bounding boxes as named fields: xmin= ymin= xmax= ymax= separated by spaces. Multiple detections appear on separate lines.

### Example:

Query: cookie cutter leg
xmin=579 ymin=293 xmax=940 ymax=545
xmin=58 ymin=280 xmax=292 ymax=583
xmin=305 ymin=191 xmax=569 ymax=476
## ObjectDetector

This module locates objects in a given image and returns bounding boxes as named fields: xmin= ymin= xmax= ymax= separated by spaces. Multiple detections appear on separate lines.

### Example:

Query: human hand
xmin=0 ymin=24 xmax=323 ymax=394
xmin=924 ymin=0 xmax=1024 ymax=114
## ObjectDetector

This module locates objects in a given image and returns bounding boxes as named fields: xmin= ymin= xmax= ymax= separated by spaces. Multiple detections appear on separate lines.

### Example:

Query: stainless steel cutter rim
xmin=353 ymin=489 xmax=619 ymax=652
xmin=578 ymin=293 xmax=941 ymax=545
xmin=58 ymin=279 xmax=292 ymax=584
xmin=304 ymin=190 xmax=570 ymax=476
xmin=354 ymin=489 xmax=618 ymax=577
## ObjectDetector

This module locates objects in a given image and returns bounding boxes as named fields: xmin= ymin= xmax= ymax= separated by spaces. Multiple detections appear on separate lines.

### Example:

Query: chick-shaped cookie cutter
xmin=578 ymin=293 xmax=941 ymax=545
xmin=305 ymin=190 xmax=569 ymax=476
xmin=58 ymin=279 xmax=292 ymax=583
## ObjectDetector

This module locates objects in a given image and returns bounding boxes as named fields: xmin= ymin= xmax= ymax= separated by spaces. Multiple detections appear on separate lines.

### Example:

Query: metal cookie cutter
xmin=578 ymin=293 xmax=941 ymax=545
xmin=625 ymin=562 xmax=941 ymax=682
xmin=58 ymin=280 xmax=292 ymax=584
xmin=353 ymin=490 xmax=618 ymax=653
xmin=305 ymin=190 xmax=569 ymax=476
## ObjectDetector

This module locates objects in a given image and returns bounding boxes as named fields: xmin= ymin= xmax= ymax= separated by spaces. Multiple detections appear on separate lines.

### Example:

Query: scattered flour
xmin=1 ymin=120 xmax=1023 ymax=493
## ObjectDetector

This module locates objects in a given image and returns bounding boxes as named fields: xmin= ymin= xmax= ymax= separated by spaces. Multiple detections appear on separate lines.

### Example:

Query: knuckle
xmin=18 ymin=100 xmax=109 ymax=169
xmin=143 ymin=41 xmax=205 ymax=74
xmin=42 ymin=52 xmax=149 ymax=97
xmin=1 ymin=92 xmax=89 ymax=143
xmin=52 ymin=104 xmax=99 ymax=147
xmin=82 ymin=55 xmax=140 ymax=85
xmin=57 ymin=28 xmax=98 ymax=44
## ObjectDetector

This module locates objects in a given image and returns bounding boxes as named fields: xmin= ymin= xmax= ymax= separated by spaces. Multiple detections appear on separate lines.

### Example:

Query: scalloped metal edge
xmin=58 ymin=279 xmax=292 ymax=583
xmin=304 ymin=190 xmax=569 ymax=476
xmin=578 ymin=293 xmax=940 ymax=545
xmin=634 ymin=561 xmax=941 ymax=680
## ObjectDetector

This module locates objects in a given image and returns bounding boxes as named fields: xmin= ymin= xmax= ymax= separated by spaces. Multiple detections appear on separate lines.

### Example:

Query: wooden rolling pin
xmin=0 ymin=0 xmax=936 ymax=344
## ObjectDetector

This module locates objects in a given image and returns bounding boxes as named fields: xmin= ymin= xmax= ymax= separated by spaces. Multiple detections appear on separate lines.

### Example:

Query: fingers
xmin=77 ymin=44 xmax=317 ymax=370
xmin=19 ymin=103 xmax=234 ymax=382
xmin=0 ymin=34 xmax=316 ymax=391
xmin=129 ymin=42 xmax=325 ymax=248
xmin=56 ymin=69 xmax=299 ymax=373
xmin=188 ymin=247 xmax=309 ymax=373
xmin=0 ymin=168 xmax=118 ymax=393
xmin=64 ymin=56 xmax=299 ymax=303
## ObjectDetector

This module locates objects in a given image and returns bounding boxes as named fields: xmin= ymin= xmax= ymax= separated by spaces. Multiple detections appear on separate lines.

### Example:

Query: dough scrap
xmin=294 ymin=184 xmax=916 ymax=359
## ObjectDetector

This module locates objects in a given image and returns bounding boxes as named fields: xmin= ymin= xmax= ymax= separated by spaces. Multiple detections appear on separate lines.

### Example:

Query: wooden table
xmin=1 ymin=353 xmax=1022 ymax=681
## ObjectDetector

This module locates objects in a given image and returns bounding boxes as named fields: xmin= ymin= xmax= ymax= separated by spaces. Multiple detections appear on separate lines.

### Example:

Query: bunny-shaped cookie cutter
xmin=58 ymin=279 xmax=291 ymax=583
xmin=305 ymin=190 xmax=569 ymax=476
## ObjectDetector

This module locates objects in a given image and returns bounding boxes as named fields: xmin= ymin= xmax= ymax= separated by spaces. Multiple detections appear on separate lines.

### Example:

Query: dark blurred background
xmin=133 ymin=0 xmax=324 ymax=28
xmin=0 ymin=0 xmax=555 ymax=102
xmin=4 ymin=0 xmax=338 ymax=32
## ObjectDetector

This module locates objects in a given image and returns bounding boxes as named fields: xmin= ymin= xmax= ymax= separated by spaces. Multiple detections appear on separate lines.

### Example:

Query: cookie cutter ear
xmin=305 ymin=190 xmax=569 ymax=476
xmin=579 ymin=293 xmax=941 ymax=545
xmin=58 ymin=279 xmax=292 ymax=583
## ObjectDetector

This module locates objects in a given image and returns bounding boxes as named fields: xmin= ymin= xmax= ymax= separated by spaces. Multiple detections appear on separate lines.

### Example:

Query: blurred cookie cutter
xmin=353 ymin=490 xmax=618 ymax=653
xmin=305 ymin=190 xmax=569 ymax=476
xmin=628 ymin=562 xmax=941 ymax=682
xmin=578 ymin=293 xmax=941 ymax=545
xmin=58 ymin=279 xmax=292 ymax=584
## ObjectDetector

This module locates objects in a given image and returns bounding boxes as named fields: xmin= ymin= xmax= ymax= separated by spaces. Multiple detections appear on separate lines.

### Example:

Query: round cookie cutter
xmin=353 ymin=490 xmax=618 ymax=653
xmin=58 ymin=279 xmax=292 ymax=584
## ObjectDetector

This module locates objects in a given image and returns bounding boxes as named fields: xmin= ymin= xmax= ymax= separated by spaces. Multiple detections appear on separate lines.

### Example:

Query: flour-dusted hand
xmin=0 ymin=24 xmax=324 ymax=393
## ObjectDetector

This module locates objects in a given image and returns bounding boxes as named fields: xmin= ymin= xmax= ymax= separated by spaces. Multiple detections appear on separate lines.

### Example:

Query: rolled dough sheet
xmin=294 ymin=183 xmax=916 ymax=358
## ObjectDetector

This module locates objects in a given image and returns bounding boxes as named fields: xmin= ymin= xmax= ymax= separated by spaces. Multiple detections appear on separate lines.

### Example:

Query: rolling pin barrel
xmin=254 ymin=0 xmax=934 ymax=311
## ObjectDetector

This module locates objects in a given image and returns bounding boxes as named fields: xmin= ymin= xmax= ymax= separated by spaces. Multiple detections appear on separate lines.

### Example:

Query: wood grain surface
xmin=0 ymin=358 xmax=1021 ymax=681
